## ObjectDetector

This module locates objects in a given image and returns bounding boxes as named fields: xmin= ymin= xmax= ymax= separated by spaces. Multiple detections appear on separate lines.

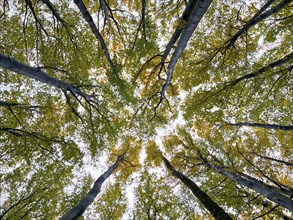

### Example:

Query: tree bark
xmin=228 ymin=0 xmax=292 ymax=47
xmin=229 ymin=122 xmax=293 ymax=131
xmin=0 ymin=100 xmax=44 ymax=110
xmin=160 ymin=0 xmax=213 ymax=97
xmin=200 ymin=155 xmax=293 ymax=211
xmin=162 ymin=155 xmax=233 ymax=220
xmin=228 ymin=52 xmax=293 ymax=86
xmin=141 ymin=0 xmax=146 ymax=40
xmin=73 ymin=0 xmax=117 ymax=74
xmin=0 ymin=53 xmax=98 ymax=103
xmin=61 ymin=153 xmax=125 ymax=220
xmin=159 ymin=0 xmax=199 ymax=67
xmin=100 ymin=0 xmax=110 ymax=22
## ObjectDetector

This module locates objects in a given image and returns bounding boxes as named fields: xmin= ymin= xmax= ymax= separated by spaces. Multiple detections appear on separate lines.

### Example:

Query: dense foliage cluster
xmin=0 ymin=0 xmax=292 ymax=219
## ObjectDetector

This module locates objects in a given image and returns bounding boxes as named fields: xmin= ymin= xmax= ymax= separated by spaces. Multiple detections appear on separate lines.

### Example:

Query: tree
xmin=198 ymin=152 xmax=293 ymax=211
xmin=1 ymin=0 xmax=292 ymax=219
xmin=162 ymin=155 xmax=233 ymax=220
xmin=61 ymin=153 xmax=125 ymax=220
xmin=129 ymin=169 xmax=195 ymax=219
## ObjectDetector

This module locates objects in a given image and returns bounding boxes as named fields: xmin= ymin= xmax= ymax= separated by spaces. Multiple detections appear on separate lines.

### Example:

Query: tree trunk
xmin=0 ymin=53 xmax=98 ymax=103
xmin=160 ymin=0 xmax=213 ymax=97
xmin=228 ymin=52 xmax=293 ymax=86
xmin=61 ymin=153 xmax=125 ymax=220
xmin=162 ymin=155 xmax=233 ymax=220
xmin=73 ymin=0 xmax=117 ymax=74
xmin=159 ymin=0 xmax=199 ymax=67
xmin=141 ymin=0 xmax=146 ymax=40
xmin=200 ymin=156 xmax=293 ymax=211
xmin=228 ymin=0 xmax=292 ymax=47
xmin=229 ymin=122 xmax=293 ymax=131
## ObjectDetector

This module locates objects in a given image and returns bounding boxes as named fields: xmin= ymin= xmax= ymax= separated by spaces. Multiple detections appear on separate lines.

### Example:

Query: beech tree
xmin=162 ymin=155 xmax=233 ymax=220
xmin=1 ymin=0 xmax=292 ymax=219
xmin=61 ymin=153 xmax=125 ymax=220
xmin=198 ymin=153 xmax=293 ymax=211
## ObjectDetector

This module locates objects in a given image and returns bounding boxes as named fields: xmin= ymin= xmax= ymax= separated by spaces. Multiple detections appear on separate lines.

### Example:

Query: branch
xmin=228 ymin=52 xmax=293 ymax=87
xmin=73 ymin=0 xmax=117 ymax=74
xmin=227 ymin=0 xmax=291 ymax=47
xmin=25 ymin=0 xmax=49 ymax=36
xmin=253 ymin=205 xmax=279 ymax=220
xmin=0 ymin=100 xmax=46 ymax=110
xmin=248 ymin=151 xmax=293 ymax=166
xmin=0 ymin=0 xmax=8 ymax=19
xmin=99 ymin=0 xmax=110 ymax=23
xmin=199 ymin=58 xmax=293 ymax=105
xmin=0 ymin=190 xmax=38 ymax=220
xmin=42 ymin=0 xmax=67 ymax=25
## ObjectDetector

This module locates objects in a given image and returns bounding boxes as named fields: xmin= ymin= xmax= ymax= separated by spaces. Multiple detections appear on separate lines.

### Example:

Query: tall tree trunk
xmin=61 ymin=153 xmax=125 ymax=220
xmin=229 ymin=122 xmax=293 ymax=131
xmin=0 ymin=53 xmax=98 ymax=103
xmin=199 ymin=155 xmax=293 ymax=211
xmin=162 ymin=155 xmax=233 ymax=220
xmin=160 ymin=0 xmax=213 ymax=97
xmin=159 ymin=0 xmax=199 ymax=67
xmin=141 ymin=0 xmax=146 ymax=40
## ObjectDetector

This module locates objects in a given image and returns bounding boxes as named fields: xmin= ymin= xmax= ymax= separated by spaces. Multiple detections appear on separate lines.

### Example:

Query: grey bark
xmin=61 ymin=153 xmax=125 ymax=220
xmin=228 ymin=0 xmax=292 ymax=47
xmin=228 ymin=52 xmax=293 ymax=86
xmin=141 ymin=0 xmax=146 ymax=40
xmin=0 ymin=100 xmax=43 ymax=110
xmin=0 ymin=53 xmax=98 ymax=103
xmin=100 ymin=0 xmax=110 ymax=22
xmin=238 ymin=171 xmax=293 ymax=198
xmin=162 ymin=155 xmax=233 ymax=220
xmin=158 ymin=0 xmax=199 ymax=69
xmin=73 ymin=0 xmax=117 ymax=74
xmin=160 ymin=0 xmax=213 ymax=97
xmin=200 ymin=156 xmax=293 ymax=211
xmin=229 ymin=122 xmax=293 ymax=131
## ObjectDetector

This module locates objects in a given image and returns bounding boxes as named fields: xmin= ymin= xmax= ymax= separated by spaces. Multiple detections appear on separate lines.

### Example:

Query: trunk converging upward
xmin=61 ymin=153 xmax=125 ymax=220
xmin=199 ymin=154 xmax=293 ymax=211
xmin=162 ymin=155 xmax=233 ymax=220
xmin=160 ymin=0 xmax=213 ymax=99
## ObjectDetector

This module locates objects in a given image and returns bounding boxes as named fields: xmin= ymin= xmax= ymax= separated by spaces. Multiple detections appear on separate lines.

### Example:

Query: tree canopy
xmin=0 ymin=0 xmax=292 ymax=219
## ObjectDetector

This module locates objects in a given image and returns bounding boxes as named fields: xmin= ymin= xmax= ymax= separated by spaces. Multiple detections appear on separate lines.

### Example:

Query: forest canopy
xmin=0 ymin=0 xmax=292 ymax=219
